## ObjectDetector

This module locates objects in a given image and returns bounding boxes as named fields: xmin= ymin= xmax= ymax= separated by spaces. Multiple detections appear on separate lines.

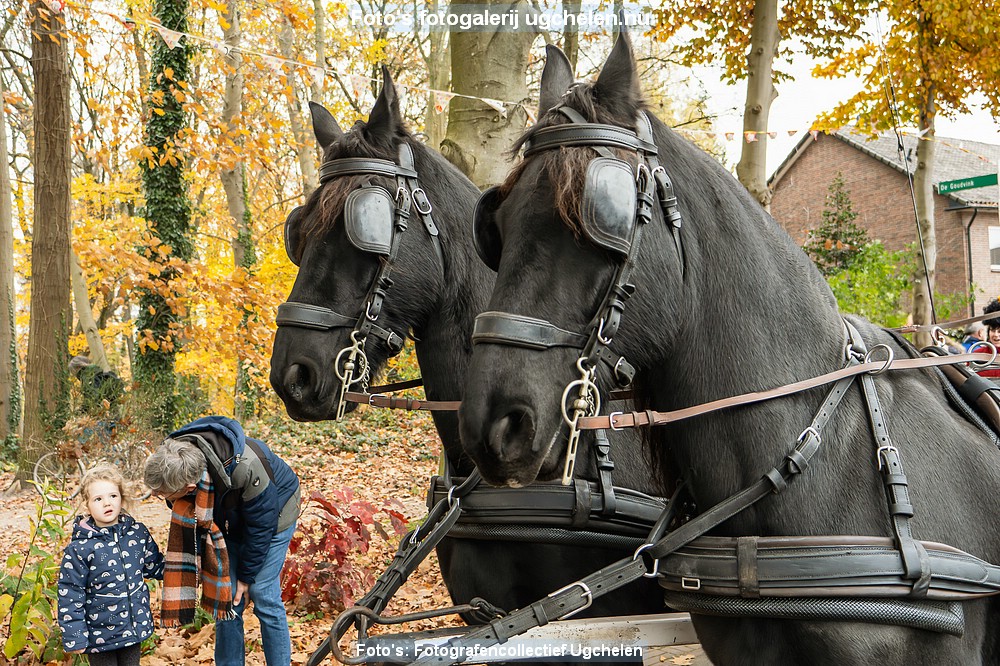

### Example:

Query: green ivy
xmin=134 ymin=0 xmax=193 ymax=432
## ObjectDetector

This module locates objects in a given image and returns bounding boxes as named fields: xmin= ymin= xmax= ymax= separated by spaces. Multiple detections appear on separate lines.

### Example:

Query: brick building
xmin=769 ymin=129 xmax=1000 ymax=317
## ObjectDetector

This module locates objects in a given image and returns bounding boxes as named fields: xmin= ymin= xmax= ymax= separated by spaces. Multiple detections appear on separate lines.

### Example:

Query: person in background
xmin=69 ymin=356 xmax=126 ymax=418
xmin=58 ymin=465 xmax=164 ymax=665
xmin=143 ymin=416 xmax=300 ymax=666
xmin=962 ymin=322 xmax=987 ymax=352
xmin=979 ymin=297 xmax=1000 ymax=379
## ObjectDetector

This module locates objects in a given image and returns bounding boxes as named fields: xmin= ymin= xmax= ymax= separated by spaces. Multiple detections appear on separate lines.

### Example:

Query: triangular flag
xmin=262 ymin=55 xmax=284 ymax=74
xmin=482 ymin=98 xmax=507 ymax=117
xmin=809 ymin=130 xmax=819 ymax=141
xmin=433 ymin=91 xmax=454 ymax=114
xmin=310 ymin=66 xmax=326 ymax=89
xmin=745 ymin=131 xmax=758 ymax=143
xmin=767 ymin=131 xmax=777 ymax=139
xmin=349 ymin=74 xmax=366 ymax=98
xmin=787 ymin=130 xmax=797 ymax=137
xmin=724 ymin=132 xmax=735 ymax=141
xmin=153 ymin=25 xmax=184 ymax=49
xmin=44 ymin=0 xmax=66 ymax=12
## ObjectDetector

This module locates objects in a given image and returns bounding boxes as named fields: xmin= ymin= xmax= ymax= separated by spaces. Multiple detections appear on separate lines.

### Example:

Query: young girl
xmin=58 ymin=465 xmax=164 ymax=666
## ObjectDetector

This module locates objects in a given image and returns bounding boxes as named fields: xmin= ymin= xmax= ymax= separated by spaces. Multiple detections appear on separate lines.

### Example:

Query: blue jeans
xmin=216 ymin=523 xmax=296 ymax=666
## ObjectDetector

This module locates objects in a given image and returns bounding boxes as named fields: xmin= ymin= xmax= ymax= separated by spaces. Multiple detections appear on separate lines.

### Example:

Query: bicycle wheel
xmin=33 ymin=452 xmax=85 ymax=501
xmin=103 ymin=439 xmax=155 ymax=501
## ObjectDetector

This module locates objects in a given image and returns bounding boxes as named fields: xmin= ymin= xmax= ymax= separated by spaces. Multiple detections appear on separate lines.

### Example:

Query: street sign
xmin=937 ymin=173 xmax=999 ymax=193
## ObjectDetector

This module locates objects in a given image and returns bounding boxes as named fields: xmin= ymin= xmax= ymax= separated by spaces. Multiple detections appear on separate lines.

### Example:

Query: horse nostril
xmin=283 ymin=364 xmax=310 ymax=402
xmin=487 ymin=407 xmax=535 ymax=461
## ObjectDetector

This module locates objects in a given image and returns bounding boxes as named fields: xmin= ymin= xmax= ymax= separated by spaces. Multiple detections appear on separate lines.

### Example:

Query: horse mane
xmin=499 ymin=82 xmax=645 ymax=241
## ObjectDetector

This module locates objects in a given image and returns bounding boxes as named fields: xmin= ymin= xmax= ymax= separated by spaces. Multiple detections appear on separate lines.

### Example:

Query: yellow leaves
xmin=152 ymin=107 xmax=165 ymax=116
xmin=219 ymin=16 xmax=231 ymax=30
xmin=163 ymin=66 xmax=175 ymax=81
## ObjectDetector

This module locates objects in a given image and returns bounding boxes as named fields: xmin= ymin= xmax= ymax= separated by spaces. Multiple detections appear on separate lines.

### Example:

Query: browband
xmin=319 ymin=158 xmax=419 ymax=183
xmin=523 ymin=123 xmax=657 ymax=158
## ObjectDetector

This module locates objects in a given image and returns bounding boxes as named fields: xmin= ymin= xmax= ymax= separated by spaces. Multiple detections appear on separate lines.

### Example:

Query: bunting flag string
xmin=71 ymin=0 xmax=999 ymax=166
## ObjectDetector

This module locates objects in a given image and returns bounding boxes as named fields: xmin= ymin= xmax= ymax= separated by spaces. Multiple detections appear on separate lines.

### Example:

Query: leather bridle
xmin=471 ymin=107 xmax=683 ymax=483
xmin=277 ymin=143 xmax=444 ymax=419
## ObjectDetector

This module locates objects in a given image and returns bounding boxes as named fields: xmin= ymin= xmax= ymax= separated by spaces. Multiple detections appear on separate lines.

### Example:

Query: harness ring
xmin=864 ymin=344 xmax=894 ymax=375
xmin=632 ymin=543 xmax=661 ymax=578
xmin=970 ymin=341 xmax=998 ymax=369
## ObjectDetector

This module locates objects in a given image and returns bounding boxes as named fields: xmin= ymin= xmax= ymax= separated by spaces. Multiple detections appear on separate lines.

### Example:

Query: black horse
xmin=268 ymin=68 xmax=665 ymax=647
xmin=459 ymin=33 xmax=1000 ymax=665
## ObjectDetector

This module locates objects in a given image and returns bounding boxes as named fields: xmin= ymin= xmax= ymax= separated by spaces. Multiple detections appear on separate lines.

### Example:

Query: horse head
xmin=460 ymin=31 xmax=842 ymax=488
xmin=270 ymin=67 xmax=482 ymax=424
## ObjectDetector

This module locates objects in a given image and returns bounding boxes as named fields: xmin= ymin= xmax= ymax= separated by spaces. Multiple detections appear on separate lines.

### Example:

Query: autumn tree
xmin=135 ymin=0 xmax=194 ymax=431
xmin=22 ymin=0 xmax=73 ymax=482
xmin=651 ymin=0 xmax=871 ymax=207
xmin=804 ymin=173 xmax=869 ymax=275
xmin=815 ymin=0 xmax=1000 ymax=343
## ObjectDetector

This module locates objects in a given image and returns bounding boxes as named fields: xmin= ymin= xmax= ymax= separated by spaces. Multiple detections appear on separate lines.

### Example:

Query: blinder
xmin=283 ymin=205 xmax=305 ymax=266
xmin=344 ymin=185 xmax=394 ymax=256
xmin=471 ymin=158 xmax=639 ymax=273
xmin=473 ymin=186 xmax=503 ymax=272
xmin=580 ymin=158 xmax=637 ymax=256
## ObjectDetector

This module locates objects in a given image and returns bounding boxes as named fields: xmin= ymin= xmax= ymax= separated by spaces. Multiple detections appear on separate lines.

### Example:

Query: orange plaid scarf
xmin=161 ymin=471 xmax=234 ymax=626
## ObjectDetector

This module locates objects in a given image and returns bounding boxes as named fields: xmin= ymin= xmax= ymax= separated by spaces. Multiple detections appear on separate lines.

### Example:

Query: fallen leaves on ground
xmin=1 ymin=407 xmax=457 ymax=665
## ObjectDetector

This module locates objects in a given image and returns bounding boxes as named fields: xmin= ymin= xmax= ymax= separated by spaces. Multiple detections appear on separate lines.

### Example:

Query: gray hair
xmin=965 ymin=322 xmax=986 ymax=336
xmin=143 ymin=437 xmax=207 ymax=493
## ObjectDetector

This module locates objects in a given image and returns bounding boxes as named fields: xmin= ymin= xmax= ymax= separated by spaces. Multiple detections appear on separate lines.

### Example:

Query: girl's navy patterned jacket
xmin=58 ymin=514 xmax=164 ymax=653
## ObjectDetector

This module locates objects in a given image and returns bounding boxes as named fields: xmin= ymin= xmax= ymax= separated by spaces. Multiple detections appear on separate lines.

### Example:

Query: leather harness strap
xmin=659 ymin=535 xmax=1000 ymax=600
xmin=578 ymin=350 xmax=997 ymax=431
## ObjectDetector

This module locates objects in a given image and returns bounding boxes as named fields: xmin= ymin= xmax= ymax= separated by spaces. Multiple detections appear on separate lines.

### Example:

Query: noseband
xmin=471 ymin=106 xmax=683 ymax=483
xmin=278 ymin=143 xmax=445 ymax=419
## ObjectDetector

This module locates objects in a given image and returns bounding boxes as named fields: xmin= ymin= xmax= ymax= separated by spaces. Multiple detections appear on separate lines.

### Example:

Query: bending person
xmin=144 ymin=416 xmax=301 ymax=666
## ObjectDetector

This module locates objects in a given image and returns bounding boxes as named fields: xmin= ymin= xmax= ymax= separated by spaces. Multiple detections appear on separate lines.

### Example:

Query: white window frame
xmin=991 ymin=226 xmax=1000 ymax=271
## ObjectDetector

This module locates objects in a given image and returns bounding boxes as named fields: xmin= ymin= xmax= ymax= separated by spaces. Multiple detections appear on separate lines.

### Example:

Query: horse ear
xmin=538 ymin=45 xmax=574 ymax=115
xmin=309 ymin=101 xmax=343 ymax=149
xmin=593 ymin=26 xmax=642 ymax=112
xmin=366 ymin=64 xmax=401 ymax=139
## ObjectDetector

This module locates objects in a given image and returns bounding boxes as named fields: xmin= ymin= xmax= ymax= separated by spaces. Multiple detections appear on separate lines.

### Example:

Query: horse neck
xmin=634 ymin=120 xmax=855 ymax=511
xmin=407 ymin=142 xmax=490 ymax=473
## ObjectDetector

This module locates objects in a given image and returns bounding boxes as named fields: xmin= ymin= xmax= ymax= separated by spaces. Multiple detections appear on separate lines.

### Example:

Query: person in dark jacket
xmin=58 ymin=465 xmax=164 ymax=665
xmin=143 ymin=416 xmax=300 ymax=666
xmin=69 ymin=356 xmax=126 ymax=419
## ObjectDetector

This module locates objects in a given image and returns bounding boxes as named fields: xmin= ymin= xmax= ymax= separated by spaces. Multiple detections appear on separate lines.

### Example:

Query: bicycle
xmin=33 ymin=419 xmax=156 ymax=502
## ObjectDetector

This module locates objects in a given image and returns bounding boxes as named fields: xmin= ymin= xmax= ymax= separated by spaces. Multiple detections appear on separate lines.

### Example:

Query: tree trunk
xmin=0 ymin=73 xmax=20 ymax=453
xmin=135 ymin=0 xmax=193 ymax=432
xmin=23 ymin=0 xmax=73 ymax=482
xmin=71 ymin=252 xmax=110 ymax=371
xmin=441 ymin=0 xmax=533 ymax=188
xmin=311 ymin=0 xmax=326 ymax=164
xmin=911 ymin=89 xmax=937 ymax=348
xmin=220 ymin=0 xmax=257 ymax=420
xmin=562 ymin=0 xmax=581 ymax=73
xmin=735 ymin=0 xmax=779 ymax=210
xmin=279 ymin=14 xmax=318 ymax=197
xmin=422 ymin=0 xmax=450 ymax=151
